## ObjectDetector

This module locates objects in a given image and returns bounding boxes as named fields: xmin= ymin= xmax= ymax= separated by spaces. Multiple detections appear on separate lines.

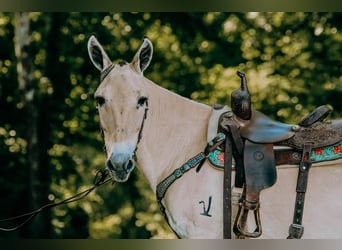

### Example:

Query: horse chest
xmin=162 ymin=166 xmax=224 ymax=238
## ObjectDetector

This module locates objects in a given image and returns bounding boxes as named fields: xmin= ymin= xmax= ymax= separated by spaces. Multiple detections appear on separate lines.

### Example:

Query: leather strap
xmin=156 ymin=133 xmax=226 ymax=228
xmin=100 ymin=64 xmax=115 ymax=82
xmin=228 ymin=123 xmax=245 ymax=189
xmin=223 ymin=132 xmax=233 ymax=239
xmin=287 ymin=143 xmax=313 ymax=239
xmin=222 ymin=124 xmax=244 ymax=239
xmin=156 ymin=152 xmax=206 ymax=204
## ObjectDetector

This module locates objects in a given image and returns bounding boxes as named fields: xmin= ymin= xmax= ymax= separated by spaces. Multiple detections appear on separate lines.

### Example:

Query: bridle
xmin=98 ymin=63 xmax=149 ymax=162
xmin=132 ymin=100 xmax=149 ymax=161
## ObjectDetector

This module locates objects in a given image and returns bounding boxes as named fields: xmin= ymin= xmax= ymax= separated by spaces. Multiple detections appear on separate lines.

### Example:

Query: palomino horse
xmin=87 ymin=35 xmax=342 ymax=239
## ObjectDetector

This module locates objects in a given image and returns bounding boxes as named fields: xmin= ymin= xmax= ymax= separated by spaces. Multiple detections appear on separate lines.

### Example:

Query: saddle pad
xmin=208 ymin=149 xmax=225 ymax=169
xmin=310 ymin=140 xmax=342 ymax=162
xmin=208 ymin=140 xmax=342 ymax=170
xmin=207 ymin=105 xmax=231 ymax=142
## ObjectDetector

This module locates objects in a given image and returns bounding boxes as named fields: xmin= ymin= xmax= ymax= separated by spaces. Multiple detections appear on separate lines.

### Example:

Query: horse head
xmin=87 ymin=35 xmax=153 ymax=182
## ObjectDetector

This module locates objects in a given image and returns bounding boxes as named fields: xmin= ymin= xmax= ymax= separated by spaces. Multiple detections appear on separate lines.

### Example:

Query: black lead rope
xmin=0 ymin=169 xmax=114 ymax=232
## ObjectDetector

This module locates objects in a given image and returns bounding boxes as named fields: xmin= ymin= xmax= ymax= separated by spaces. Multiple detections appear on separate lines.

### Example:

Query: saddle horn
xmin=231 ymin=71 xmax=252 ymax=120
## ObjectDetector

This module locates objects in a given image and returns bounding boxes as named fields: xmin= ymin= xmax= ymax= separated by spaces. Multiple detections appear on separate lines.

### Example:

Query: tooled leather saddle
xmin=218 ymin=71 xmax=342 ymax=239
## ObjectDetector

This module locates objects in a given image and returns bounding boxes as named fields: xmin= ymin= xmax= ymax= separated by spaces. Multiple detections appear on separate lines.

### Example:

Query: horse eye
xmin=95 ymin=96 xmax=106 ymax=107
xmin=137 ymin=96 xmax=148 ymax=108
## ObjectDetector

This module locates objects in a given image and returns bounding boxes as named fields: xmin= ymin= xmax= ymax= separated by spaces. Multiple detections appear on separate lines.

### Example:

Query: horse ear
xmin=131 ymin=37 xmax=153 ymax=74
xmin=87 ymin=35 xmax=112 ymax=71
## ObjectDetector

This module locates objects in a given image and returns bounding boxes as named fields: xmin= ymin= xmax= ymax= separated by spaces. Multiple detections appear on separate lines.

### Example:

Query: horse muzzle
xmin=106 ymin=153 xmax=135 ymax=182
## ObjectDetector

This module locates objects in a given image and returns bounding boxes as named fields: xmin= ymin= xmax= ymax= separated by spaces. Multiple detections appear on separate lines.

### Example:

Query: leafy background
xmin=0 ymin=12 xmax=341 ymax=238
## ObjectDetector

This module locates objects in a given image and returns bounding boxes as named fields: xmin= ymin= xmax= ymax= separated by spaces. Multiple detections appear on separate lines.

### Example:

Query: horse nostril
xmin=126 ymin=160 xmax=134 ymax=173
xmin=106 ymin=159 xmax=115 ymax=171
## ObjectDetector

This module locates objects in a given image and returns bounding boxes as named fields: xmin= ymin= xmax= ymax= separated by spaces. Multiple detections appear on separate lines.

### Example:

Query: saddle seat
xmin=237 ymin=105 xmax=341 ymax=149
xmin=239 ymin=110 xmax=295 ymax=144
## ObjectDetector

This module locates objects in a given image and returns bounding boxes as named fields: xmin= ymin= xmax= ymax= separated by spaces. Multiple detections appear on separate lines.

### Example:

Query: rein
xmin=0 ymin=169 xmax=114 ymax=232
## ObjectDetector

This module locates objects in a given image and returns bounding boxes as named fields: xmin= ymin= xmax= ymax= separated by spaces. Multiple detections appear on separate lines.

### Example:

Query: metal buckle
xmin=287 ymin=223 xmax=304 ymax=239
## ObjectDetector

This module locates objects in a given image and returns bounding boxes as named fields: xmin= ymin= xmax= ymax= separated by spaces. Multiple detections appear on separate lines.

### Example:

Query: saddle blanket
xmin=208 ymin=140 xmax=342 ymax=169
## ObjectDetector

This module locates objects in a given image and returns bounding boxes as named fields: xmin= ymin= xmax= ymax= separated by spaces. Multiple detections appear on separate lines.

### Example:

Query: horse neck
xmin=136 ymin=78 xmax=212 ymax=192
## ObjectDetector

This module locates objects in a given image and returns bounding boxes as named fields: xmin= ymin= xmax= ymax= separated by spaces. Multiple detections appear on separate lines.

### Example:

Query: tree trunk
xmin=15 ymin=12 xmax=51 ymax=238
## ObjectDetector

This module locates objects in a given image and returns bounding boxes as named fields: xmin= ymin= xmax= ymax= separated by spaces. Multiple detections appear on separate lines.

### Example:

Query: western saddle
xmin=218 ymin=71 xmax=342 ymax=239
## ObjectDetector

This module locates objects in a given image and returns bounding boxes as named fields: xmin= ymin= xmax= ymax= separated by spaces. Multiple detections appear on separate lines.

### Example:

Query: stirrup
xmin=233 ymin=200 xmax=262 ymax=238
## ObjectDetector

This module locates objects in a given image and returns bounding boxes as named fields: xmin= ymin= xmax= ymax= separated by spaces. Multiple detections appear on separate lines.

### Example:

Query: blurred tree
xmin=13 ymin=12 xmax=51 ymax=238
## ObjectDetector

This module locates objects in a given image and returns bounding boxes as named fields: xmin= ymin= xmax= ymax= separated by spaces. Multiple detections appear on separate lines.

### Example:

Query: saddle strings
xmin=0 ymin=169 xmax=114 ymax=232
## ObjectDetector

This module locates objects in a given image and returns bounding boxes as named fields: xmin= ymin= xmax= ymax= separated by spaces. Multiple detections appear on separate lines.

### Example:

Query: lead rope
xmin=0 ymin=169 xmax=114 ymax=232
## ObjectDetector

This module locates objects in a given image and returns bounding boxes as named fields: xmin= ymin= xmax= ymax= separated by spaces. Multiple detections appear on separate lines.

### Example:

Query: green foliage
xmin=0 ymin=12 xmax=340 ymax=238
